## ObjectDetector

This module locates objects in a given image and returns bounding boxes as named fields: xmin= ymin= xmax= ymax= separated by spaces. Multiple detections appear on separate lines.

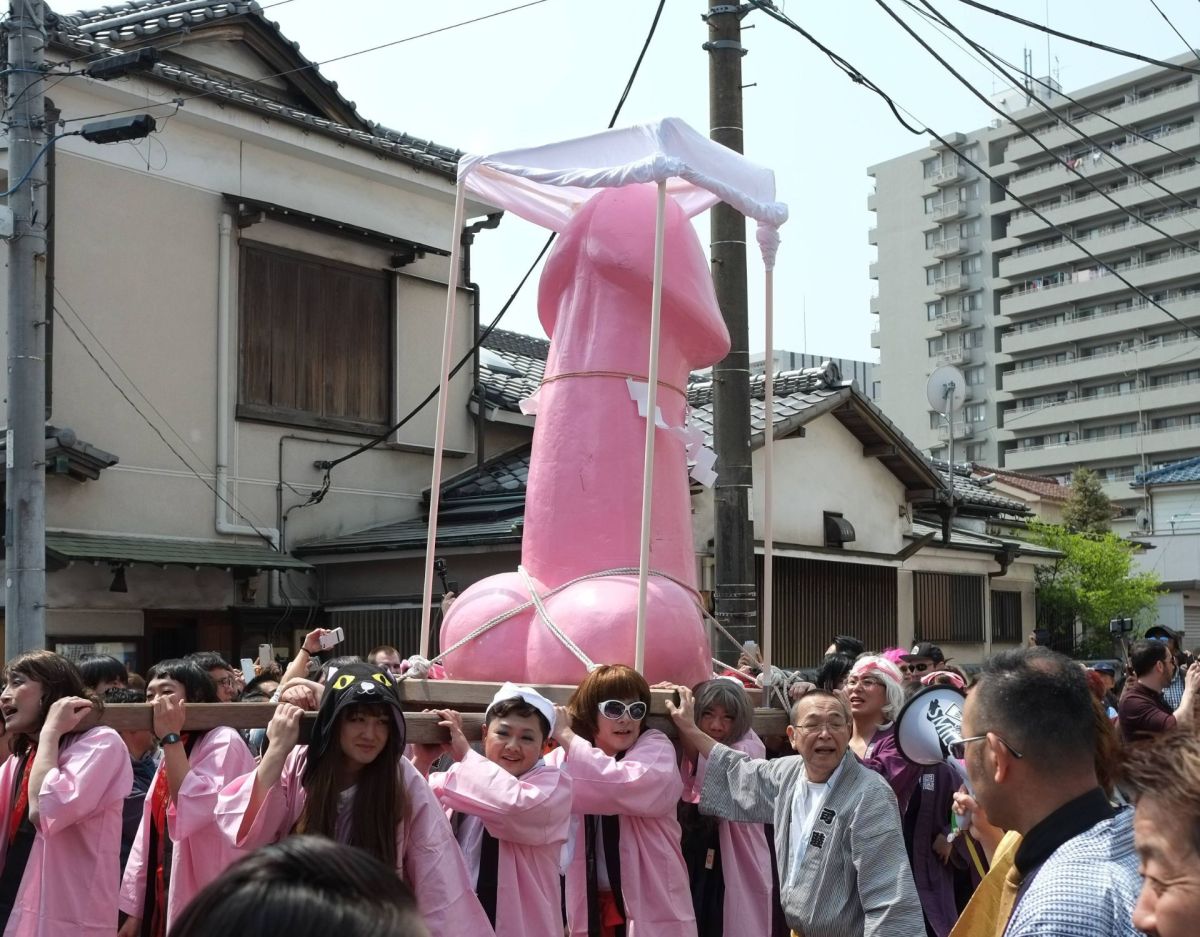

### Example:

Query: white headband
xmin=486 ymin=681 xmax=556 ymax=734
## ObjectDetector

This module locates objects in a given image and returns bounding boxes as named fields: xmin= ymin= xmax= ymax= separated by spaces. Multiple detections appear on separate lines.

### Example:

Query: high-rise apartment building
xmin=870 ymin=54 xmax=1200 ymax=512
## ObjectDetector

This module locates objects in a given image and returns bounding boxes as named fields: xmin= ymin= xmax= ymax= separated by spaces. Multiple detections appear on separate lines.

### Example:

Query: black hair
xmin=103 ymin=686 xmax=146 ymax=705
xmin=243 ymin=672 xmax=281 ymax=701
xmin=318 ymin=655 xmax=364 ymax=684
xmin=486 ymin=697 xmax=551 ymax=741
xmin=830 ymin=635 xmax=864 ymax=658
xmin=187 ymin=651 xmax=234 ymax=674
xmin=77 ymin=654 xmax=129 ymax=689
xmin=816 ymin=653 xmax=855 ymax=691
xmin=147 ymin=659 xmax=220 ymax=703
xmin=972 ymin=647 xmax=1095 ymax=768
xmin=170 ymin=836 xmax=427 ymax=937
xmin=1129 ymin=639 xmax=1170 ymax=678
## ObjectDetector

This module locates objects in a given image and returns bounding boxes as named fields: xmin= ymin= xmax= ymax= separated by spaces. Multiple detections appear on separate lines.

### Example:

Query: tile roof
xmin=54 ymin=1 xmax=462 ymax=177
xmin=295 ymin=514 xmax=523 ymax=557
xmin=475 ymin=329 xmax=547 ymax=413
xmin=441 ymin=446 xmax=530 ymax=501
xmin=971 ymin=464 xmax=1070 ymax=501
xmin=1133 ymin=455 xmax=1200 ymax=487
xmin=43 ymin=530 xmax=311 ymax=569
xmin=929 ymin=461 xmax=1030 ymax=516
xmin=909 ymin=519 xmax=1060 ymax=558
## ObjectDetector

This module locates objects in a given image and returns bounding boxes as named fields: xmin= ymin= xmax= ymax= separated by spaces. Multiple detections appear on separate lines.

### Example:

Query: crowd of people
xmin=0 ymin=626 xmax=1197 ymax=937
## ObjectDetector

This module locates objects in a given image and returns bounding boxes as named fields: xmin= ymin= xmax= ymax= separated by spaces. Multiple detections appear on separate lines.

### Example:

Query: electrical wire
xmin=1147 ymin=0 xmax=1200 ymax=64
xmin=54 ymin=306 xmax=277 ymax=546
xmin=876 ymin=0 xmax=1200 ymax=258
xmin=949 ymin=0 xmax=1200 ymax=77
xmin=56 ymin=0 xmax=555 ymax=126
xmin=745 ymin=0 xmax=1200 ymax=344
xmin=1 ymin=131 xmax=79 ymax=198
xmin=311 ymin=0 xmax=669 ymax=482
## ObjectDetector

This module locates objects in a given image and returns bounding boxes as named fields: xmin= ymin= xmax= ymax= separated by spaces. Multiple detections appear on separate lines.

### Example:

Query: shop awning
xmin=42 ymin=531 xmax=312 ymax=572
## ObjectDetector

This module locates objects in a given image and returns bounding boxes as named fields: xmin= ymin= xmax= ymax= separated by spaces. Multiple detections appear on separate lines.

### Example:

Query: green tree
xmin=1061 ymin=466 xmax=1112 ymax=535
xmin=1025 ymin=519 xmax=1162 ymax=657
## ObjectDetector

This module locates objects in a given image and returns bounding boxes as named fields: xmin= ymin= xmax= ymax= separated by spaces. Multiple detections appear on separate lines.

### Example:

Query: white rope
xmin=517 ymin=564 xmax=598 ymax=672
xmin=397 ymin=565 xmax=695 ymax=682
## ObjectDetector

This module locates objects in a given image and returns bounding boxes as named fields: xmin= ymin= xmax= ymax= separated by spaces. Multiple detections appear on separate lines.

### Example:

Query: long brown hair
xmin=294 ymin=702 xmax=408 ymax=868
xmin=4 ymin=650 xmax=97 ymax=755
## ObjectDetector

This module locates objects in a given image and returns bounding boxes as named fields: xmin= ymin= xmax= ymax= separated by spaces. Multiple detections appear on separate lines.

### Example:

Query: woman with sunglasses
xmin=0 ymin=650 xmax=132 ymax=937
xmin=216 ymin=662 xmax=488 ymax=937
xmin=548 ymin=664 xmax=695 ymax=936
xmin=119 ymin=659 xmax=255 ymax=937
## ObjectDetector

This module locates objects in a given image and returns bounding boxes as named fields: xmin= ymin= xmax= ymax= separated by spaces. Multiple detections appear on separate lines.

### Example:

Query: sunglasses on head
xmin=598 ymin=699 xmax=648 ymax=722
xmin=900 ymin=662 xmax=931 ymax=674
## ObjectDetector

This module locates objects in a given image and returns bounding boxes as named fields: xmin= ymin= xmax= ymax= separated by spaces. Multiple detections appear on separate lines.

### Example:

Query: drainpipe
xmin=217 ymin=212 xmax=282 ymax=603
xmin=461 ymin=212 xmax=502 ymax=471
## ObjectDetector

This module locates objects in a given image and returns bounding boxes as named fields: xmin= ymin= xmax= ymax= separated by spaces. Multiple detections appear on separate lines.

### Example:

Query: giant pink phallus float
xmin=420 ymin=119 xmax=788 ymax=686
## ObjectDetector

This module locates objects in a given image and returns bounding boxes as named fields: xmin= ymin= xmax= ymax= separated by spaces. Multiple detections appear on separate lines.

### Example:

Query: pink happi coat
xmin=120 ymin=727 xmax=255 ymax=929
xmin=680 ymin=732 xmax=774 ymax=937
xmin=427 ymin=750 xmax=571 ymax=937
xmin=547 ymin=728 xmax=697 ymax=937
xmin=216 ymin=746 xmax=492 ymax=937
xmin=0 ymin=727 xmax=133 ymax=937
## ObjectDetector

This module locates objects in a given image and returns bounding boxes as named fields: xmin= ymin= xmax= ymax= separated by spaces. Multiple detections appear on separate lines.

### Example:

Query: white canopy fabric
xmin=458 ymin=117 xmax=788 ymax=265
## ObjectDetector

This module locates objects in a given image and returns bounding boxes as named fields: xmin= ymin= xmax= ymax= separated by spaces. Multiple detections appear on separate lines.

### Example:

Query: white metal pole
xmin=634 ymin=181 xmax=668 ymax=674
xmin=418 ymin=183 xmax=467 ymax=661
xmin=761 ymin=266 xmax=775 ymax=678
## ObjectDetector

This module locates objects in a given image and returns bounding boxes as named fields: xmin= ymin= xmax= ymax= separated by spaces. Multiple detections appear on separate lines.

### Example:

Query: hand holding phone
xmin=318 ymin=627 xmax=345 ymax=651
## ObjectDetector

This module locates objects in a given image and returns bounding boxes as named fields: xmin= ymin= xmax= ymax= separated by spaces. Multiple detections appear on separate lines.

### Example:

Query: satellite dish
xmin=1135 ymin=509 xmax=1151 ymax=532
xmin=926 ymin=365 xmax=967 ymax=414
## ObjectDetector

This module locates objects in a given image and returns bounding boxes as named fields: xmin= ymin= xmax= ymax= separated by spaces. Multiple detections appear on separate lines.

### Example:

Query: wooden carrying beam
xmin=91 ymin=702 xmax=788 ymax=744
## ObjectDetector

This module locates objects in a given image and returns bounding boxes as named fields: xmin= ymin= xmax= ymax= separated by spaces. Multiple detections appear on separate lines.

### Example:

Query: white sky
xmin=265 ymin=0 xmax=1200 ymax=363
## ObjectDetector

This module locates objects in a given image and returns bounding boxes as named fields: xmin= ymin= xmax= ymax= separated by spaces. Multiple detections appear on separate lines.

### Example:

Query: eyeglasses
xmin=844 ymin=676 xmax=883 ymax=690
xmin=791 ymin=718 xmax=850 ymax=735
xmin=215 ymin=676 xmax=238 ymax=689
xmin=900 ymin=662 xmax=930 ymax=674
xmin=598 ymin=699 xmax=647 ymax=722
xmin=948 ymin=734 xmax=1024 ymax=760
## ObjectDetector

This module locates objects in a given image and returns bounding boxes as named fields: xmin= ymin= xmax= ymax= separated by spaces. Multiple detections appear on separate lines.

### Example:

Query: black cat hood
xmin=304 ymin=663 xmax=406 ymax=780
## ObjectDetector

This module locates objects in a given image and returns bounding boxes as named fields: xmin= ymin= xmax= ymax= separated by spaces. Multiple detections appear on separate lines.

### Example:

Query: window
xmin=924 ymin=194 xmax=939 ymax=214
xmin=959 ymin=219 xmax=981 ymax=239
xmin=991 ymin=591 xmax=1022 ymax=643
xmin=928 ymin=336 xmax=945 ymax=356
xmin=964 ymin=403 xmax=986 ymax=423
xmin=930 ymin=412 xmax=944 ymax=430
xmin=965 ymin=366 xmax=985 ymax=386
xmin=923 ymin=157 xmax=942 ymax=179
xmin=959 ymin=181 xmax=981 ymax=202
xmin=925 ymin=230 xmax=940 ymax=249
xmin=239 ymin=242 xmax=393 ymax=433
xmin=960 ymin=254 xmax=983 ymax=275
xmin=926 ymin=266 xmax=943 ymax=285
xmin=964 ymin=329 xmax=984 ymax=348
xmin=965 ymin=443 xmax=985 ymax=461
xmin=927 ymin=300 xmax=944 ymax=320
xmin=962 ymin=292 xmax=983 ymax=311
xmin=915 ymin=572 xmax=984 ymax=643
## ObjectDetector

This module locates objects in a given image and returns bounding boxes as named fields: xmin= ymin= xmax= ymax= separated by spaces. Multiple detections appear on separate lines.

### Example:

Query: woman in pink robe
xmin=216 ymin=663 xmax=490 ymax=937
xmin=119 ymin=659 xmax=254 ymax=936
xmin=0 ymin=650 xmax=133 ymax=937
xmin=547 ymin=664 xmax=696 ymax=937
xmin=418 ymin=683 xmax=571 ymax=937
xmin=677 ymin=679 xmax=773 ymax=937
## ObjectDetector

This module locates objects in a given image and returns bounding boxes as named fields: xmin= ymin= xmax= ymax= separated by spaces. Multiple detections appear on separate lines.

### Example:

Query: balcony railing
xmin=1006 ymin=81 xmax=1194 ymax=146
xmin=935 ymin=308 xmax=969 ymax=331
xmin=931 ymin=236 xmax=963 ymax=259
xmin=1010 ymin=334 xmax=1200 ymax=375
xmin=933 ymin=200 xmax=965 ymax=222
xmin=1008 ymin=161 xmax=1199 ymax=224
xmin=1000 ymin=247 xmax=1198 ymax=303
xmin=931 ymin=160 xmax=965 ymax=186
xmin=938 ymin=421 xmax=975 ymax=442
xmin=933 ymin=274 xmax=965 ymax=295
xmin=1009 ymin=124 xmax=1195 ymax=184
xmin=937 ymin=347 xmax=972 ymax=367
xmin=1015 ymin=419 xmax=1200 ymax=453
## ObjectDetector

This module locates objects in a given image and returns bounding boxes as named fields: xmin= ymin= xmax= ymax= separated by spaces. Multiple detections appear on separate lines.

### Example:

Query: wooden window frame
xmin=237 ymin=240 xmax=394 ymax=437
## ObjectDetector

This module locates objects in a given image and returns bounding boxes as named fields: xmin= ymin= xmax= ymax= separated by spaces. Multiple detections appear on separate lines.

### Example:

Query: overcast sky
xmin=265 ymin=0 xmax=1200 ymax=363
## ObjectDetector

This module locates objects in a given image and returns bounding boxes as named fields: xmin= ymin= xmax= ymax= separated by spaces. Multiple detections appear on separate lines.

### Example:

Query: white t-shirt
xmin=786 ymin=760 xmax=846 ymax=884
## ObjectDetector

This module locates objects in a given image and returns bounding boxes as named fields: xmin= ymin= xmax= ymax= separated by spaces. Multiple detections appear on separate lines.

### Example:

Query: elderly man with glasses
xmin=668 ymin=686 xmax=922 ymax=937
xmin=956 ymin=647 xmax=1140 ymax=937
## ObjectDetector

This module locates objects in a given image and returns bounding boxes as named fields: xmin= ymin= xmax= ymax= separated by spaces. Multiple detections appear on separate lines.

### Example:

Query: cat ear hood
xmin=304 ymin=663 xmax=406 ymax=781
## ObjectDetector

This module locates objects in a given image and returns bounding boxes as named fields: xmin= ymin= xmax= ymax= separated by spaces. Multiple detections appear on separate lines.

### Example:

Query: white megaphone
xmin=894 ymin=684 xmax=974 ymax=842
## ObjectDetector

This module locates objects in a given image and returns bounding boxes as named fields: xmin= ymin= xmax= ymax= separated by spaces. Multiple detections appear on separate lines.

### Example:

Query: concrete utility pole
xmin=5 ymin=0 xmax=49 ymax=654
xmin=705 ymin=1 xmax=757 ymax=660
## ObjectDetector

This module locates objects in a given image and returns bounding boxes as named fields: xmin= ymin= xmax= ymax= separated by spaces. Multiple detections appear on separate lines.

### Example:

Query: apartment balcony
xmin=937 ymin=347 xmax=973 ymax=367
xmin=931 ymin=159 xmax=966 ymax=187
xmin=1006 ymin=124 xmax=1200 ymax=201
xmin=933 ymin=199 xmax=966 ymax=222
xmin=868 ymin=192 xmax=877 ymax=212
xmin=1003 ymin=82 xmax=1200 ymax=163
xmin=868 ymin=227 xmax=878 ymax=245
xmin=870 ymin=294 xmax=880 ymax=315
xmin=937 ymin=421 xmax=975 ymax=442
xmin=998 ymin=208 xmax=1200 ymax=282
xmin=999 ymin=254 xmax=1198 ymax=317
xmin=1004 ymin=424 xmax=1200 ymax=473
xmin=870 ymin=325 xmax=880 ymax=349
xmin=930 ymin=236 xmax=963 ymax=259
xmin=935 ymin=308 xmax=970 ymax=332
xmin=1002 ymin=336 xmax=1200 ymax=394
xmin=933 ymin=274 xmax=965 ymax=295
xmin=1006 ymin=163 xmax=1200 ymax=240
xmin=869 ymin=260 xmax=879 ymax=280
xmin=998 ymin=378 xmax=1200 ymax=434
xmin=1001 ymin=294 xmax=1200 ymax=355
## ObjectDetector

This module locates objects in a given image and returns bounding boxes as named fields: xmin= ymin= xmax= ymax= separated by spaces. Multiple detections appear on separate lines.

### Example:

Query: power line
xmin=312 ymin=0 xmax=668 ymax=483
xmin=1148 ymin=0 xmax=1200 ymax=65
xmin=54 ymin=305 xmax=277 ymax=546
xmin=950 ymin=0 xmax=1200 ymax=77
xmin=57 ymin=0 xmax=554 ymax=126
xmin=876 ymin=0 xmax=1200 ymax=258
xmin=745 ymin=0 xmax=1200 ymax=345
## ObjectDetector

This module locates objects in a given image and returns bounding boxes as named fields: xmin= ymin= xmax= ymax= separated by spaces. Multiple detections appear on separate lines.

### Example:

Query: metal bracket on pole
xmin=702 ymin=39 xmax=748 ymax=55
xmin=701 ymin=4 xmax=750 ymax=20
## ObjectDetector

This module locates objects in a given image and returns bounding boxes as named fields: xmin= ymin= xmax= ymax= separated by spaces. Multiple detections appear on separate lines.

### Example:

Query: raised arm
xmin=30 ymin=703 xmax=131 ymax=833
xmin=697 ymin=742 xmax=789 ymax=825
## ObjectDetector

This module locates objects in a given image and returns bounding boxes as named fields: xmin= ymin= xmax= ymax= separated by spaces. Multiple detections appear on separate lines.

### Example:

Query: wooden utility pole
xmin=705 ymin=1 xmax=757 ymax=660
xmin=5 ymin=0 xmax=49 ymax=654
